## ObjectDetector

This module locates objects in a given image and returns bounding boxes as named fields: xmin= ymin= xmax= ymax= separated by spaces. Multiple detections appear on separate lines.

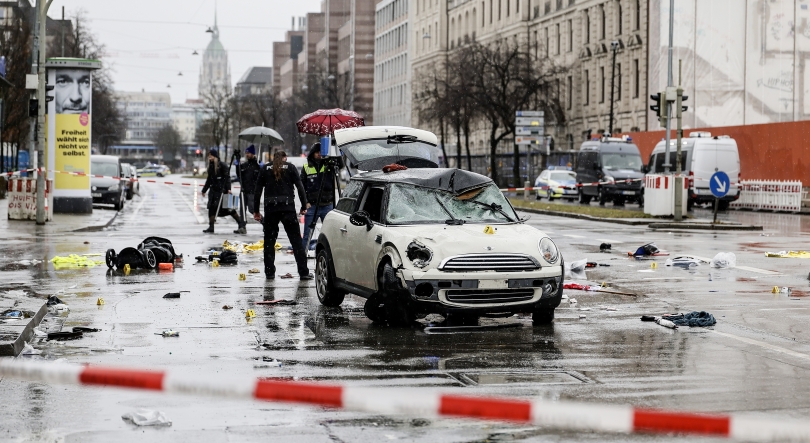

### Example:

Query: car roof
xmin=352 ymin=167 xmax=491 ymax=194
xmin=334 ymin=126 xmax=438 ymax=146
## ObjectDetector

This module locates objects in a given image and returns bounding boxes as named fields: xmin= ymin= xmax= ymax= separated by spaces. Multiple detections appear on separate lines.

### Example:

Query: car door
xmin=326 ymin=180 xmax=363 ymax=283
xmin=536 ymin=171 xmax=548 ymax=196
xmin=345 ymin=184 xmax=386 ymax=290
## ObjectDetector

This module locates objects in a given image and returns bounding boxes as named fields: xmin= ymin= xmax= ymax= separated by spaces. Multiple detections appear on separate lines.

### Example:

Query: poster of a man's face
xmin=54 ymin=69 xmax=91 ymax=114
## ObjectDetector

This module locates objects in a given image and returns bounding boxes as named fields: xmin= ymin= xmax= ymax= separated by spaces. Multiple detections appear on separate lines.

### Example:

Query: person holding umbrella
xmin=253 ymin=151 xmax=312 ymax=280
xmin=202 ymin=149 xmax=247 ymax=234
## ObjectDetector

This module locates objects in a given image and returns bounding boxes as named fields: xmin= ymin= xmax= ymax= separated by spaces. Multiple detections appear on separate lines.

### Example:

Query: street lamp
xmin=607 ymin=40 xmax=620 ymax=136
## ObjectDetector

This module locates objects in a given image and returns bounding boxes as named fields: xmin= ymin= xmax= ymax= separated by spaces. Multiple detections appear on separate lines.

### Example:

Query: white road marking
xmin=710 ymin=329 xmax=810 ymax=361
xmin=166 ymin=183 xmax=205 ymax=224
xmin=129 ymin=194 xmax=147 ymax=219
xmin=564 ymin=234 xmax=586 ymax=239
xmin=690 ymin=255 xmax=782 ymax=276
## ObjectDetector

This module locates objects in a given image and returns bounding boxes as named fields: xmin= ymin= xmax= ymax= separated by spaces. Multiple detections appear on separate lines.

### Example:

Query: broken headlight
xmin=406 ymin=240 xmax=433 ymax=268
xmin=538 ymin=237 xmax=559 ymax=264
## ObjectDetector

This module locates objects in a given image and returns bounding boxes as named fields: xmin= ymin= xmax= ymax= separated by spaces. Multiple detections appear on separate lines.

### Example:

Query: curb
xmin=513 ymin=205 xmax=651 ymax=226
xmin=0 ymin=302 xmax=48 ymax=357
xmin=1 ymin=360 xmax=809 ymax=441
xmin=649 ymin=222 xmax=763 ymax=231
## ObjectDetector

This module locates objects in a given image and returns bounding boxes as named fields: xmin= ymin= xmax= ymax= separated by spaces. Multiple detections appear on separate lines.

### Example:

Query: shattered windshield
xmin=386 ymin=183 xmax=519 ymax=224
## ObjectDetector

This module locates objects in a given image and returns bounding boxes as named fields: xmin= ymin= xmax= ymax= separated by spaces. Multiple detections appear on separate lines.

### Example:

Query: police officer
xmin=202 ymin=148 xmax=246 ymax=234
xmin=300 ymin=143 xmax=335 ymax=250
xmin=238 ymin=145 xmax=261 ymax=231
xmin=254 ymin=151 xmax=312 ymax=280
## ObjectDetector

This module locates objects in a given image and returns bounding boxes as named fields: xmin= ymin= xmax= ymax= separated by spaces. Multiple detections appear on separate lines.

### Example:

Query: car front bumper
xmin=399 ymin=267 xmax=564 ymax=314
xmin=603 ymin=182 xmax=643 ymax=197
xmin=92 ymin=190 xmax=121 ymax=205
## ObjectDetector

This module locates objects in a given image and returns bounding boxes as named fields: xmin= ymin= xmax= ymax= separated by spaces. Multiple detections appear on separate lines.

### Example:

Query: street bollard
xmin=524 ymin=181 xmax=530 ymax=200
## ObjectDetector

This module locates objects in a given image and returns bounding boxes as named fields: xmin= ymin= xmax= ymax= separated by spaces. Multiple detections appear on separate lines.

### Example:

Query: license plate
xmin=92 ymin=193 xmax=102 ymax=197
xmin=478 ymin=279 xmax=508 ymax=289
xmin=622 ymin=191 xmax=636 ymax=195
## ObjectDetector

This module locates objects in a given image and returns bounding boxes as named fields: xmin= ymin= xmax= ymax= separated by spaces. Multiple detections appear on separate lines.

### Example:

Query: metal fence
xmin=730 ymin=180 xmax=803 ymax=213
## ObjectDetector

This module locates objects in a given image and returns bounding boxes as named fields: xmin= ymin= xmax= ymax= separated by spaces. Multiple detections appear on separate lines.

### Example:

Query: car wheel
xmin=532 ymin=308 xmax=555 ymax=325
xmin=105 ymin=249 xmax=117 ymax=269
xmin=114 ymin=200 xmax=122 ymax=211
xmin=126 ymin=188 xmax=133 ymax=200
xmin=381 ymin=263 xmax=415 ymax=327
xmin=315 ymin=248 xmax=346 ymax=307
xmin=157 ymin=173 xmax=163 ymax=177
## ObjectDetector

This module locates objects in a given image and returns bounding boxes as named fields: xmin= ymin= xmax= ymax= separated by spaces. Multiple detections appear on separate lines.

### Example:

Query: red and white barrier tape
xmin=0 ymin=360 xmax=807 ymax=441
xmin=500 ymin=178 xmax=644 ymax=192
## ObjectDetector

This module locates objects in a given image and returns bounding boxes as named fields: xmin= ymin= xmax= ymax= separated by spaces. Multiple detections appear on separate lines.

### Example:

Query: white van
xmin=647 ymin=132 xmax=740 ymax=210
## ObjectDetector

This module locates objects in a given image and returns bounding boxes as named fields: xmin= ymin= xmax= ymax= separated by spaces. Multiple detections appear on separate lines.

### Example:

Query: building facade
xmin=171 ymin=100 xmax=207 ymax=145
xmin=198 ymin=11 xmax=231 ymax=99
xmin=235 ymin=67 xmax=273 ymax=97
xmin=115 ymin=91 xmax=172 ymax=145
xmin=373 ymin=0 xmax=411 ymax=126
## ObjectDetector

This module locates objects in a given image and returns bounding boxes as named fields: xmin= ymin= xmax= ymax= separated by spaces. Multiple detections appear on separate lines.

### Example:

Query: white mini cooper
xmin=315 ymin=126 xmax=564 ymax=326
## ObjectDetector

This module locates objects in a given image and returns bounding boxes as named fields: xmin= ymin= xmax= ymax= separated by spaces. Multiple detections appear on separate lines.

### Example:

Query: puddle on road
xmin=457 ymin=371 xmax=588 ymax=386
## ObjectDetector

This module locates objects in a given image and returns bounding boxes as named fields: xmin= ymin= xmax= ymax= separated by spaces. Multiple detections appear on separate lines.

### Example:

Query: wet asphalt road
xmin=2 ymin=176 xmax=810 ymax=442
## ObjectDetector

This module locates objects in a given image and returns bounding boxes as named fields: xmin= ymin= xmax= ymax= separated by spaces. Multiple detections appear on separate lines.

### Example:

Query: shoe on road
xmin=233 ymin=227 xmax=247 ymax=234
xmin=300 ymin=273 xmax=314 ymax=280
xmin=203 ymin=227 xmax=214 ymax=233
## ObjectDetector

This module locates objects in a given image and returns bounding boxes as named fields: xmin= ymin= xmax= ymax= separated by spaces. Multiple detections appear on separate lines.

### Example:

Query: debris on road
xmin=279 ymin=273 xmax=294 ymax=279
xmin=656 ymin=318 xmax=678 ymax=329
xmin=156 ymin=330 xmax=179 ymax=337
xmin=51 ymin=255 xmax=103 ymax=268
xmin=248 ymin=268 xmax=260 ymax=274
xmin=245 ymin=309 xmax=256 ymax=319
xmin=106 ymin=237 xmax=177 ymax=271
xmin=765 ymin=250 xmax=810 ymax=258
xmin=158 ymin=262 xmax=174 ymax=271
xmin=72 ymin=327 xmax=100 ymax=333
xmin=163 ymin=293 xmax=180 ymax=299
xmin=47 ymin=331 xmax=82 ymax=341
xmin=223 ymin=239 xmax=264 ymax=253
xmin=121 ymin=410 xmax=172 ymax=427
xmin=96 ymin=297 xmax=105 ymax=305
xmin=222 ymin=305 xmax=233 ymax=310
xmin=255 ymin=299 xmax=297 ymax=306
xmin=665 ymin=256 xmax=701 ymax=268
xmin=599 ymin=243 xmax=612 ymax=252
xmin=20 ymin=342 xmax=41 ymax=355
xmin=566 ymin=258 xmax=588 ymax=279
xmin=1 ymin=309 xmax=34 ymax=319
xmin=238 ymin=273 xmax=246 ymax=280
xmin=662 ymin=311 xmax=717 ymax=327
xmin=628 ymin=243 xmax=669 ymax=257
xmin=710 ymin=252 xmax=736 ymax=268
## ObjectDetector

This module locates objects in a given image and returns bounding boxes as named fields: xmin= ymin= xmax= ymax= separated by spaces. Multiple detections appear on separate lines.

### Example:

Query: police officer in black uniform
xmin=202 ymin=148 xmax=246 ymax=234
xmin=238 ymin=145 xmax=261 ymax=230
xmin=253 ymin=150 xmax=312 ymax=280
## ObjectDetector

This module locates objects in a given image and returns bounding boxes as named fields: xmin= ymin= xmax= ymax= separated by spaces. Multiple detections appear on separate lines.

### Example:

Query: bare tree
xmin=153 ymin=124 xmax=182 ymax=163
xmin=200 ymin=84 xmax=234 ymax=159
xmin=0 ymin=13 xmax=32 ymax=171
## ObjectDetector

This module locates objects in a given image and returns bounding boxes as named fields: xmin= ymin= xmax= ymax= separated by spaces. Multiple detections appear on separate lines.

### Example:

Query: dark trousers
xmin=208 ymin=192 xmax=245 ymax=227
xmin=263 ymin=210 xmax=308 ymax=277
xmin=244 ymin=193 xmax=255 ymax=215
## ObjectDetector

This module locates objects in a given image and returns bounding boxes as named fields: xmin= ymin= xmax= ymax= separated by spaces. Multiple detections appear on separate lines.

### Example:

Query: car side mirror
xmin=642 ymin=165 xmax=650 ymax=173
xmin=350 ymin=210 xmax=373 ymax=231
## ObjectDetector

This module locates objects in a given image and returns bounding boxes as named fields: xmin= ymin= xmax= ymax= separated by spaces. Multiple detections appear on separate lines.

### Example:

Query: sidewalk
xmin=0 ymin=199 xmax=119 ymax=239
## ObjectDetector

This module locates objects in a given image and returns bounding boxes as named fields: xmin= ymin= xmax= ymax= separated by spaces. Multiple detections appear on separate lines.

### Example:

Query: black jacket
xmin=255 ymin=161 xmax=307 ymax=214
xmin=202 ymin=160 xmax=231 ymax=195
xmin=239 ymin=157 xmax=261 ymax=195
xmin=300 ymin=153 xmax=335 ymax=206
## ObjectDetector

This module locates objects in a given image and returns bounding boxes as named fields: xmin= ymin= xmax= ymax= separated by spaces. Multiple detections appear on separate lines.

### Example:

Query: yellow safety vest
xmin=303 ymin=162 xmax=326 ymax=175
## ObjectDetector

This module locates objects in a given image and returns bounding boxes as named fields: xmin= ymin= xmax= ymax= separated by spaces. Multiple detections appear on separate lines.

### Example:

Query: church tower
xmin=198 ymin=7 xmax=231 ymax=98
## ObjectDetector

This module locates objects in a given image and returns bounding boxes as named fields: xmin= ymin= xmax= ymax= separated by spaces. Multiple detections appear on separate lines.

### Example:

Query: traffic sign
xmin=516 ymin=126 xmax=545 ymax=136
xmin=710 ymin=171 xmax=730 ymax=198
xmin=515 ymin=117 xmax=544 ymax=126
xmin=516 ymin=110 xmax=544 ymax=117
xmin=515 ymin=136 xmax=543 ymax=145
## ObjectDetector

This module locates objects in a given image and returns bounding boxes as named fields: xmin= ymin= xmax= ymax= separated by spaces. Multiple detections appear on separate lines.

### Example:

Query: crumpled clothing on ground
xmin=50 ymin=254 xmax=103 ymax=268
xmin=223 ymin=239 xmax=283 ymax=253
xmin=765 ymin=251 xmax=810 ymax=258
xmin=662 ymin=311 xmax=717 ymax=327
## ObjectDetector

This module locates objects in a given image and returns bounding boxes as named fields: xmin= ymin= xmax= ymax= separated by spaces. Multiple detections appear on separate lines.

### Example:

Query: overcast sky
xmin=49 ymin=0 xmax=323 ymax=104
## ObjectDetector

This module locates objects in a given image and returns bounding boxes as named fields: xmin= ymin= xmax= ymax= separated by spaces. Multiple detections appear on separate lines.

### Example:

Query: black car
xmin=575 ymin=137 xmax=645 ymax=206
xmin=91 ymin=155 xmax=127 ymax=210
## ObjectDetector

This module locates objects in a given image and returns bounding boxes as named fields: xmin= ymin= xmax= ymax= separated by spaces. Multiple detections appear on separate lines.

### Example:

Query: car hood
xmin=379 ymin=222 xmax=558 ymax=269
xmin=604 ymin=169 xmax=644 ymax=180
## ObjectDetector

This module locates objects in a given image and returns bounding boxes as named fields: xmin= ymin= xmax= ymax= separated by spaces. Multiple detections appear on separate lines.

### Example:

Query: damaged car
xmin=315 ymin=126 xmax=564 ymax=326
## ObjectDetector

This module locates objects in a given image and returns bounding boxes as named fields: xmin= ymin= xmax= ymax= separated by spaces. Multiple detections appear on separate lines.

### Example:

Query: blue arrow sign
xmin=710 ymin=171 xmax=730 ymax=198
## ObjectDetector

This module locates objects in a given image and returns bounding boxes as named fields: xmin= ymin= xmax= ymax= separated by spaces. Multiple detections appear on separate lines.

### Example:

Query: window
xmin=633 ymin=58 xmax=639 ymax=98
xmin=545 ymin=1 xmax=551 ymax=14
xmin=584 ymin=70 xmax=590 ymax=104
xmin=544 ymin=27 xmax=549 ymax=57
xmin=584 ymin=10 xmax=590 ymax=43
xmin=499 ymin=0 xmax=502 ymax=20
xmin=482 ymin=2 xmax=485 ymax=26
xmin=600 ymin=66 xmax=605 ymax=103
xmin=568 ymin=19 xmax=573 ymax=52
xmin=616 ymin=63 xmax=622 ymax=100
xmin=490 ymin=0 xmax=493 ymax=23
xmin=567 ymin=75 xmax=573 ymax=109
xmin=534 ymin=30 xmax=539 ymax=58
xmin=507 ymin=0 xmax=510 ymax=17
xmin=635 ymin=0 xmax=640 ymax=30
xmin=556 ymin=0 xmax=562 ymax=10
xmin=360 ymin=186 xmax=385 ymax=222
xmin=600 ymin=4 xmax=606 ymax=39
xmin=555 ymin=24 xmax=560 ymax=54
xmin=617 ymin=1 xmax=622 ymax=35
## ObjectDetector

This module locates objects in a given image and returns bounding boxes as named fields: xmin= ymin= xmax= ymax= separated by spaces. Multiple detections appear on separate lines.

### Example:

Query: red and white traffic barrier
xmin=0 ymin=360 xmax=808 ymax=441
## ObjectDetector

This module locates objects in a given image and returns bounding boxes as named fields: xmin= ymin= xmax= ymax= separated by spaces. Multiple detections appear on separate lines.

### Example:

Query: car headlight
xmin=108 ymin=183 xmax=119 ymax=191
xmin=602 ymin=175 xmax=615 ymax=184
xmin=538 ymin=237 xmax=559 ymax=264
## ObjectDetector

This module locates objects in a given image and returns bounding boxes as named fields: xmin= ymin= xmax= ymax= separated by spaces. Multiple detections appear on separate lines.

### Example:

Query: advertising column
xmin=45 ymin=58 xmax=100 ymax=213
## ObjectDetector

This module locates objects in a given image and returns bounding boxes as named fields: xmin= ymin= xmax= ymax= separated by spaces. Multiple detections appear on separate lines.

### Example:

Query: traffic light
xmin=45 ymin=84 xmax=54 ymax=102
xmin=680 ymin=94 xmax=688 ymax=113
xmin=650 ymin=92 xmax=667 ymax=126
xmin=650 ymin=93 xmax=661 ymax=117
xmin=195 ymin=149 xmax=201 ymax=158
xmin=28 ymin=99 xmax=38 ymax=118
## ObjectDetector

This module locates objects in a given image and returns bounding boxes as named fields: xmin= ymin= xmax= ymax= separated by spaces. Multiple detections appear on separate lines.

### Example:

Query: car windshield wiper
xmin=387 ymin=134 xmax=418 ymax=144
xmin=434 ymin=194 xmax=465 ymax=225
xmin=469 ymin=200 xmax=516 ymax=222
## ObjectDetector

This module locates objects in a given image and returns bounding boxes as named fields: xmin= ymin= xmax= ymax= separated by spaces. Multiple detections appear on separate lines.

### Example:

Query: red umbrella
xmin=296 ymin=108 xmax=365 ymax=136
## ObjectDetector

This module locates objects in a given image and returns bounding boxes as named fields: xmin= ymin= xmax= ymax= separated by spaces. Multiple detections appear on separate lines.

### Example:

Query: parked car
xmin=575 ymin=136 xmax=644 ymax=206
xmin=535 ymin=168 xmax=578 ymax=201
xmin=647 ymin=132 xmax=740 ymax=210
xmin=91 ymin=155 xmax=127 ymax=210
xmin=314 ymin=126 xmax=564 ymax=327
xmin=122 ymin=164 xmax=139 ymax=199
xmin=140 ymin=164 xmax=169 ymax=177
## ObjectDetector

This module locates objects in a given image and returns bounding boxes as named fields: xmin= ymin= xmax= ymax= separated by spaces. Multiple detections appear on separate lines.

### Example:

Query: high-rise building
xmin=235 ymin=67 xmax=274 ymax=97
xmin=198 ymin=10 xmax=231 ymax=98
xmin=373 ymin=0 xmax=410 ymax=126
